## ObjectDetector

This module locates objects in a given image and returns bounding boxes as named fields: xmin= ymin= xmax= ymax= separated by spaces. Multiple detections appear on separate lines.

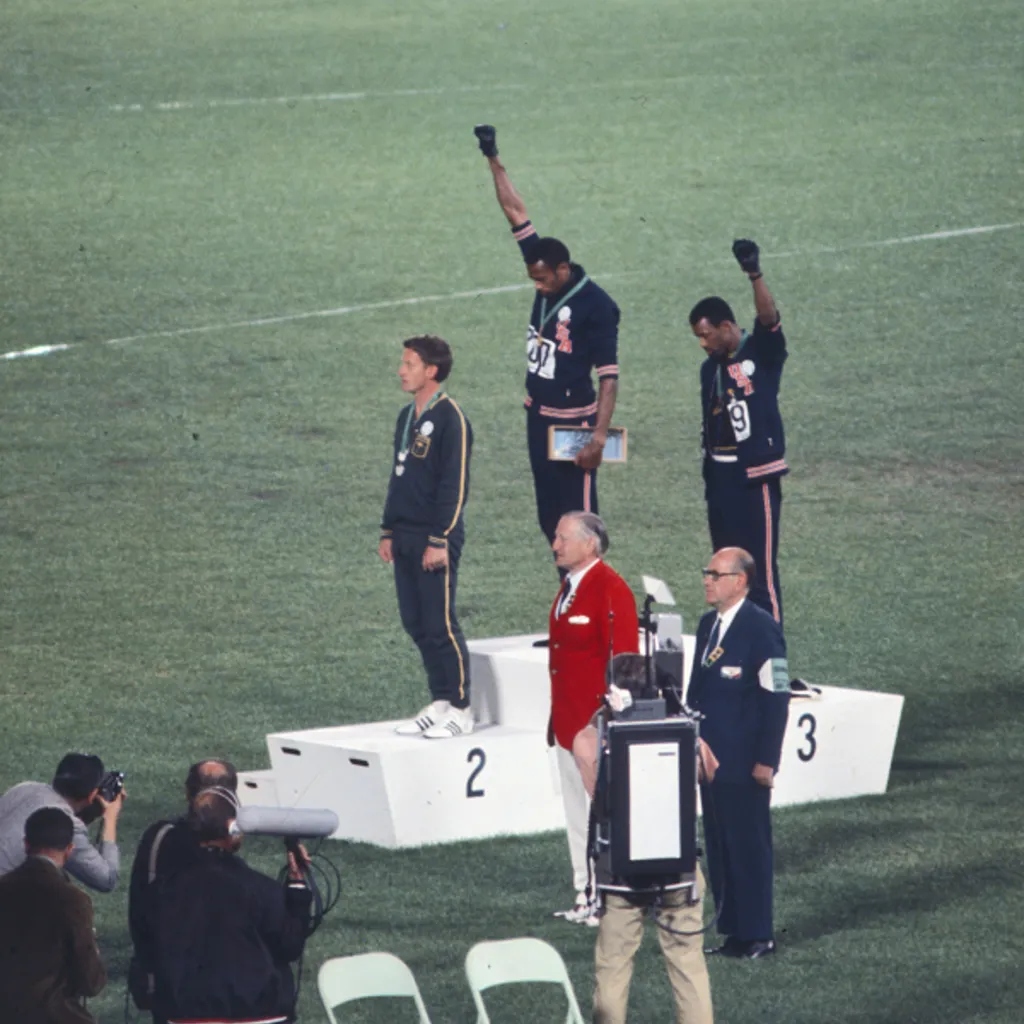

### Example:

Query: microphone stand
xmin=639 ymin=594 xmax=658 ymax=698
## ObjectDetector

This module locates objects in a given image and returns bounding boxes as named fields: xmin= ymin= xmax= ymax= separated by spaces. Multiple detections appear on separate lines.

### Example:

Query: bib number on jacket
xmin=727 ymin=397 xmax=751 ymax=442
xmin=526 ymin=326 xmax=557 ymax=380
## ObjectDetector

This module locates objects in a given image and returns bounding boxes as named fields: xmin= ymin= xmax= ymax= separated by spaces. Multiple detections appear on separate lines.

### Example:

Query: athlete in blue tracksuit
xmin=690 ymin=240 xmax=789 ymax=625
xmin=686 ymin=546 xmax=790 ymax=959
xmin=380 ymin=336 xmax=473 ymax=737
xmin=475 ymin=125 xmax=620 ymax=548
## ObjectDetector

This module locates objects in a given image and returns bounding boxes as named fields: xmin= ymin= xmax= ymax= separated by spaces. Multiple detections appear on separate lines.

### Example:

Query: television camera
xmin=589 ymin=576 xmax=702 ymax=903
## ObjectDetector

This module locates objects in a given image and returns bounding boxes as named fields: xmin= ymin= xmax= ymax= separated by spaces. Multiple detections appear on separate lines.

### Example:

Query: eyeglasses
xmin=701 ymin=569 xmax=741 ymax=582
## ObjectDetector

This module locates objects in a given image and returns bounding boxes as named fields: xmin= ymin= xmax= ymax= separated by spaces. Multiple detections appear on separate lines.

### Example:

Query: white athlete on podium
xmin=377 ymin=335 xmax=475 ymax=740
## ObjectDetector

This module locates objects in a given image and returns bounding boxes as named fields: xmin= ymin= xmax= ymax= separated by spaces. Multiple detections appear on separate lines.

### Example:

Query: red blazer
xmin=548 ymin=560 xmax=639 ymax=749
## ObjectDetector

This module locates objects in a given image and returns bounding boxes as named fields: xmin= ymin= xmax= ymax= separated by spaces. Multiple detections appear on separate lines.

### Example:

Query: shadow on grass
xmin=781 ymin=852 xmax=1021 ymax=945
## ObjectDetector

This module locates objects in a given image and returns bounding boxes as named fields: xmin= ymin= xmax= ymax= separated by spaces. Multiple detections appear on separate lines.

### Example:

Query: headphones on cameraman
xmin=187 ymin=785 xmax=242 ymax=841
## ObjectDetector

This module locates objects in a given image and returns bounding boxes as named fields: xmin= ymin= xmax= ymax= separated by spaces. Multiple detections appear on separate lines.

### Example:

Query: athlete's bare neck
xmin=414 ymin=381 xmax=441 ymax=416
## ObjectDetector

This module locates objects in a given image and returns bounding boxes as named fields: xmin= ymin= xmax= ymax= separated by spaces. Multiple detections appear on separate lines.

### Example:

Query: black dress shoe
xmin=705 ymin=936 xmax=743 ymax=957
xmin=742 ymin=939 xmax=776 ymax=959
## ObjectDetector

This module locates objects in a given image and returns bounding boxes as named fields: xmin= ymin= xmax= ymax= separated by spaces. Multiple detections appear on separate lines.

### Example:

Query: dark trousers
xmin=526 ymin=412 xmax=598 ymax=545
xmin=701 ymin=778 xmax=774 ymax=941
xmin=391 ymin=527 xmax=470 ymax=708
xmin=706 ymin=463 xmax=783 ymax=626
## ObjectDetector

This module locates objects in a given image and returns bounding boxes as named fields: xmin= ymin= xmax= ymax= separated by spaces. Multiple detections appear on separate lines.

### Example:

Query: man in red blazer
xmin=549 ymin=511 xmax=638 ymax=925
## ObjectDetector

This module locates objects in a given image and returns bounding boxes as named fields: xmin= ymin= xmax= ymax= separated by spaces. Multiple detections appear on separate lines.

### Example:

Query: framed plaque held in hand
xmin=547 ymin=425 xmax=628 ymax=463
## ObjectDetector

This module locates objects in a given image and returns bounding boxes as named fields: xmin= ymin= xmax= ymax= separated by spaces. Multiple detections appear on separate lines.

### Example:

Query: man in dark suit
xmin=548 ymin=511 xmax=638 ymax=924
xmin=686 ymin=546 xmax=790 ymax=959
xmin=0 ymin=807 xmax=107 ymax=1023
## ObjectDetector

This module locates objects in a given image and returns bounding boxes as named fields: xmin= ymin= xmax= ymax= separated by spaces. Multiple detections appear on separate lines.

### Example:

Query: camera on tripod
xmin=589 ymin=577 xmax=702 ymax=901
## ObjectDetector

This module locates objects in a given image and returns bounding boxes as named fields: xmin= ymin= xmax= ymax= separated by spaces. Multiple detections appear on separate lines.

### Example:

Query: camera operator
xmin=128 ymin=759 xmax=238 ymax=1020
xmin=585 ymin=654 xmax=715 ymax=1024
xmin=150 ymin=787 xmax=312 ymax=1024
xmin=0 ymin=807 xmax=107 ymax=1024
xmin=0 ymin=752 xmax=123 ymax=892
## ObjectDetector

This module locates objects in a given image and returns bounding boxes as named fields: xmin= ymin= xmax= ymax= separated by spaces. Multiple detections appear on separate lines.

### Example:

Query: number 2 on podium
xmin=466 ymin=748 xmax=486 ymax=798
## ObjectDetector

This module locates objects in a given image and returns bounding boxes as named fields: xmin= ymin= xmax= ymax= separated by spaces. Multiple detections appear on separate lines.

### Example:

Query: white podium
xmin=467 ymin=633 xmax=904 ymax=809
xmin=239 ymin=632 xmax=903 ymax=849
xmin=239 ymin=720 xmax=563 ymax=848
xmin=773 ymin=685 xmax=904 ymax=807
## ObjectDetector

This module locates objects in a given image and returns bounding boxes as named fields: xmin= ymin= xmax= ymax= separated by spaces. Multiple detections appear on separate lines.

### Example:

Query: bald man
xmin=128 ymin=760 xmax=238 ymax=1020
xmin=686 ymin=548 xmax=789 ymax=959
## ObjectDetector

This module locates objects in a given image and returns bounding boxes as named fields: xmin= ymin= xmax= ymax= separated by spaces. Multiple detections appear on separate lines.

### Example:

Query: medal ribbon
xmin=398 ymin=390 xmax=444 ymax=458
xmin=538 ymin=274 xmax=590 ymax=333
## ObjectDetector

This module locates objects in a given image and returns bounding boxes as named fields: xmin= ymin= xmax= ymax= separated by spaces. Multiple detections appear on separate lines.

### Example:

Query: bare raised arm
xmin=484 ymin=156 xmax=529 ymax=227
xmin=474 ymin=125 xmax=530 ymax=227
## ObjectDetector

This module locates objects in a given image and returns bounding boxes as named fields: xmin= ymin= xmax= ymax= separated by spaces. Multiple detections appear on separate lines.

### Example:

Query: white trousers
xmin=556 ymin=743 xmax=592 ymax=893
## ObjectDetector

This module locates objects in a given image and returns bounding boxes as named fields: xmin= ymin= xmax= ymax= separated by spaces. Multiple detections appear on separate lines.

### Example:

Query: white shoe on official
xmin=554 ymin=892 xmax=600 ymax=927
xmin=395 ymin=701 xmax=450 ymax=736
xmin=422 ymin=704 xmax=475 ymax=740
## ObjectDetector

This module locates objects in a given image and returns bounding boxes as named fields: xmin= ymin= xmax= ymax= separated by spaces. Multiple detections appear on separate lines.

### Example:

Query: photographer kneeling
xmin=579 ymin=654 xmax=715 ymax=1024
xmin=150 ymin=787 xmax=312 ymax=1024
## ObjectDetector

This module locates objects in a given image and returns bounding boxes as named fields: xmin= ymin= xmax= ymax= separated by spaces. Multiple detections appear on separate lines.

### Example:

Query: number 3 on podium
xmin=797 ymin=713 xmax=817 ymax=762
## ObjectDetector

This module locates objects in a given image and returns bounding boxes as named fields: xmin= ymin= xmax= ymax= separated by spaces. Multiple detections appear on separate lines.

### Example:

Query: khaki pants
xmin=593 ymin=871 xmax=713 ymax=1024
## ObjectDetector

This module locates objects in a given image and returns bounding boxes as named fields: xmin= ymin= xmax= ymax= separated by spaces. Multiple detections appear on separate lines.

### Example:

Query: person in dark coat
xmin=0 ymin=806 xmax=106 ymax=1023
xmin=150 ymin=788 xmax=312 ymax=1024
xmin=686 ymin=547 xmax=790 ymax=959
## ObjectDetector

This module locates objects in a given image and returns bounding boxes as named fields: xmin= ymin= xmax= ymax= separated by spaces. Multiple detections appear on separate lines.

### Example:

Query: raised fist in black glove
xmin=732 ymin=239 xmax=760 ymax=275
xmin=474 ymin=124 xmax=498 ymax=158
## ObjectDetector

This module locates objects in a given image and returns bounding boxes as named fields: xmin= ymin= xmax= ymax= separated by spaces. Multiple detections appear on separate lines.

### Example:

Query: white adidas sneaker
xmin=554 ymin=892 xmax=601 ymax=927
xmin=422 ymin=704 xmax=475 ymax=740
xmin=395 ymin=700 xmax=450 ymax=736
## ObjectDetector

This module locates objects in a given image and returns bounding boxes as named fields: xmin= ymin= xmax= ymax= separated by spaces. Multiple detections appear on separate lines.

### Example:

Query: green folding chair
xmin=464 ymin=937 xmax=585 ymax=1024
xmin=318 ymin=951 xmax=432 ymax=1022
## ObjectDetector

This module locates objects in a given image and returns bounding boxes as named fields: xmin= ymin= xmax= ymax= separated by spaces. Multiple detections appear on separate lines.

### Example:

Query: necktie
xmin=702 ymin=616 xmax=722 ymax=666
xmin=557 ymin=578 xmax=572 ymax=617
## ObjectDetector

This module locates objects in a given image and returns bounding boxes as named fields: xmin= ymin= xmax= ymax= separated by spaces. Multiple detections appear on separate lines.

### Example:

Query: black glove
xmin=474 ymin=124 xmax=498 ymax=158
xmin=732 ymin=238 xmax=760 ymax=275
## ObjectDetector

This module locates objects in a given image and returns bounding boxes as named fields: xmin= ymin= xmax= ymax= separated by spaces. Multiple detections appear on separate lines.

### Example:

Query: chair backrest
xmin=464 ymin=937 xmax=585 ymax=1024
xmin=318 ymin=952 xmax=432 ymax=1023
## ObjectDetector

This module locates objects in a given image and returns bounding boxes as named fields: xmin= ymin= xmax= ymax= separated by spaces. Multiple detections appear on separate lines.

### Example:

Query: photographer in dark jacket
xmin=151 ymin=787 xmax=312 ymax=1024
xmin=128 ymin=759 xmax=238 ymax=1020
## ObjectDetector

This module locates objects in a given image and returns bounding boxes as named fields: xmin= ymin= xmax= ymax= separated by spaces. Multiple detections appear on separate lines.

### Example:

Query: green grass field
xmin=2 ymin=0 xmax=1023 ymax=1020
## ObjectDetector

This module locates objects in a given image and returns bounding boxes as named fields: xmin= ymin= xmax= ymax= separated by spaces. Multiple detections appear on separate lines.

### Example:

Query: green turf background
xmin=2 ymin=0 xmax=1023 ymax=1020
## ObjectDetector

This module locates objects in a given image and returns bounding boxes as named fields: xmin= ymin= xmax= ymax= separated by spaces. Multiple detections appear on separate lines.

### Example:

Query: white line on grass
xmin=106 ymin=69 xmax=1023 ymax=115
xmin=3 ymin=222 xmax=1021 ymax=362
xmin=771 ymin=222 xmax=1024 ymax=259
xmin=109 ymin=83 xmax=528 ymax=113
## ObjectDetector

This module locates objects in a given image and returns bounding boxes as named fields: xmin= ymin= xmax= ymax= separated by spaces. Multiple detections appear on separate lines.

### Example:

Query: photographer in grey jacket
xmin=0 ymin=752 xmax=124 ymax=892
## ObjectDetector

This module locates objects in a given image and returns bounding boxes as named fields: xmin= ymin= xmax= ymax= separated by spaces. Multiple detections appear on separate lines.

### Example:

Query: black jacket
xmin=151 ymin=846 xmax=311 ymax=1023
xmin=129 ymin=819 xmax=200 ymax=973
xmin=686 ymin=600 xmax=790 ymax=781
xmin=700 ymin=317 xmax=789 ymax=484
xmin=380 ymin=392 xmax=472 ymax=550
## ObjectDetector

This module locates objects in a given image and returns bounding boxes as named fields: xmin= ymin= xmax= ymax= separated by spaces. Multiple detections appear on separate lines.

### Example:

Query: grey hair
xmin=566 ymin=511 xmax=609 ymax=556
